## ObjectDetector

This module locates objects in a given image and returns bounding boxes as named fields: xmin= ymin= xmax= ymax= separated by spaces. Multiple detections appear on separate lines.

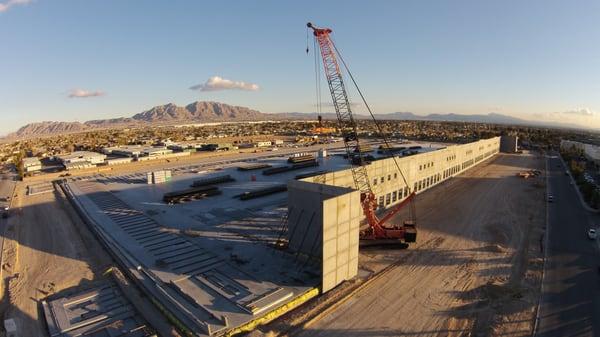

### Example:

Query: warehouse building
xmin=102 ymin=145 xmax=173 ymax=158
xmin=57 ymin=151 xmax=106 ymax=165
xmin=561 ymin=139 xmax=600 ymax=168
xmin=287 ymin=136 xmax=501 ymax=291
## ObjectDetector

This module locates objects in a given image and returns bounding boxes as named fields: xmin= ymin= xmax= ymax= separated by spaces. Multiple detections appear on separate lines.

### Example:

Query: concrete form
xmin=42 ymin=282 xmax=156 ymax=337
xmin=27 ymin=182 xmax=54 ymax=196
xmin=64 ymin=179 xmax=317 ymax=336
xmin=287 ymin=181 xmax=360 ymax=292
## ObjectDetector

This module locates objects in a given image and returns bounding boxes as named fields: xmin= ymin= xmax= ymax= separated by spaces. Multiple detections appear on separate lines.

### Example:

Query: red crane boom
xmin=307 ymin=22 xmax=416 ymax=244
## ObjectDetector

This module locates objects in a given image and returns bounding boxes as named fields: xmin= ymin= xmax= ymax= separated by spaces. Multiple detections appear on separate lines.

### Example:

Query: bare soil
xmin=293 ymin=152 xmax=545 ymax=337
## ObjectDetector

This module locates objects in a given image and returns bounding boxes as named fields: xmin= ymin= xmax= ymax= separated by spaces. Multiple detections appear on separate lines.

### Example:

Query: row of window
xmin=373 ymin=172 xmax=399 ymax=186
xmin=419 ymin=161 xmax=434 ymax=171
xmin=443 ymin=165 xmax=461 ymax=179
xmin=446 ymin=154 xmax=456 ymax=161
xmin=378 ymin=186 xmax=411 ymax=208
xmin=413 ymin=173 xmax=442 ymax=193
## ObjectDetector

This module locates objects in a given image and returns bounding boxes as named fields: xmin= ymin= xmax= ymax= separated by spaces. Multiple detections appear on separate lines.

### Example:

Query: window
xmin=378 ymin=196 xmax=384 ymax=208
xmin=419 ymin=165 xmax=422 ymax=171
xmin=388 ymin=174 xmax=391 ymax=181
xmin=392 ymin=191 xmax=397 ymax=202
xmin=405 ymin=187 xmax=409 ymax=197
xmin=418 ymin=181 xmax=422 ymax=191
xmin=380 ymin=177 xmax=384 ymax=183
xmin=373 ymin=178 xmax=377 ymax=185
xmin=394 ymin=173 xmax=397 ymax=179
xmin=386 ymin=193 xmax=391 ymax=205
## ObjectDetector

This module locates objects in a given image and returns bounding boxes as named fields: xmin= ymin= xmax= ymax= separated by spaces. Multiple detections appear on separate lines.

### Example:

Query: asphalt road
xmin=536 ymin=152 xmax=600 ymax=337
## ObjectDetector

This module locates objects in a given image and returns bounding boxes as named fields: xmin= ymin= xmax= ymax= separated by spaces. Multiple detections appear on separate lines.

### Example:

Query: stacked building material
xmin=288 ymin=153 xmax=316 ymax=163
xmin=191 ymin=174 xmax=235 ymax=187
xmin=237 ymin=163 xmax=272 ymax=171
xmin=262 ymin=161 xmax=319 ymax=176
xmin=238 ymin=184 xmax=287 ymax=200
xmin=163 ymin=186 xmax=221 ymax=203
xmin=353 ymin=144 xmax=373 ymax=153
xmin=147 ymin=170 xmax=172 ymax=184
xmin=295 ymin=170 xmax=330 ymax=180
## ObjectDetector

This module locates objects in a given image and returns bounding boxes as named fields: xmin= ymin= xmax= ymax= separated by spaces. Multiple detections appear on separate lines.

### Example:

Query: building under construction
xmin=59 ymin=135 xmax=501 ymax=336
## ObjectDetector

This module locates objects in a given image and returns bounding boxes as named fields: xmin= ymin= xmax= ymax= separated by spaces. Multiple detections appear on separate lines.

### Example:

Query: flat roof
xmin=58 ymin=151 xmax=106 ymax=159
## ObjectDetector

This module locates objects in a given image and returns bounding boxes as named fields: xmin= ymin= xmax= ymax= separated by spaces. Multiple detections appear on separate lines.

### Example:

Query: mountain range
xmin=3 ymin=101 xmax=573 ymax=139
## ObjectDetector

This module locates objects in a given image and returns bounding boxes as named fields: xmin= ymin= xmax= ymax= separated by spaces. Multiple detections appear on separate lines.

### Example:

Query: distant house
xmin=255 ymin=141 xmax=272 ymax=147
xmin=22 ymin=157 xmax=42 ymax=172
xmin=57 ymin=151 xmax=106 ymax=170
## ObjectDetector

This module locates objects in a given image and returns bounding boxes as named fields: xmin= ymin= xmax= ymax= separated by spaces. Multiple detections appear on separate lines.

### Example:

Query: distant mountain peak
xmin=6 ymin=101 xmax=268 ymax=138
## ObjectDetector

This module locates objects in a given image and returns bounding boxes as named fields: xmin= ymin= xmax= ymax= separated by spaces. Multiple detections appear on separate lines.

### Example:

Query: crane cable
xmin=314 ymin=37 xmax=322 ymax=115
xmin=330 ymin=38 xmax=412 ymax=193
xmin=307 ymin=32 xmax=322 ymax=118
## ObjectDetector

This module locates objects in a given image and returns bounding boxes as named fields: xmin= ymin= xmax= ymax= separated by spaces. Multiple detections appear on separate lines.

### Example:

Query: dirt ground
xmin=0 ymin=183 xmax=113 ymax=336
xmin=296 ymin=152 xmax=546 ymax=337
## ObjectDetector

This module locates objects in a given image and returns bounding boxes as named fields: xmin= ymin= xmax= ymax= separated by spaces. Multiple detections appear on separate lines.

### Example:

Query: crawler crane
xmin=307 ymin=22 xmax=417 ymax=245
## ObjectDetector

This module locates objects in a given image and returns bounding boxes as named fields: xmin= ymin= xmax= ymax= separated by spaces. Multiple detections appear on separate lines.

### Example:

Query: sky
xmin=1 ymin=0 xmax=600 ymax=135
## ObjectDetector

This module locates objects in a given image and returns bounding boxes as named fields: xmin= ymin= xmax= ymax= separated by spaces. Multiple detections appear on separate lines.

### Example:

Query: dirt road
xmin=0 ymin=184 xmax=112 ymax=336
xmin=298 ymin=152 xmax=545 ymax=337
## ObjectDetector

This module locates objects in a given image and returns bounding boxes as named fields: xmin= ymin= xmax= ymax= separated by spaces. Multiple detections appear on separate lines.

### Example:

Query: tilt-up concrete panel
xmin=287 ymin=180 xmax=360 ymax=292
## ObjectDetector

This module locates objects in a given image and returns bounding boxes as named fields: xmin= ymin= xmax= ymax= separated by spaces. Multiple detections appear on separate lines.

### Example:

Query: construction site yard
xmin=0 ymin=148 xmax=545 ymax=337
xmin=0 ymin=182 xmax=176 ymax=337
xmin=0 ymin=183 xmax=113 ymax=336
xmin=280 ymin=151 xmax=545 ymax=337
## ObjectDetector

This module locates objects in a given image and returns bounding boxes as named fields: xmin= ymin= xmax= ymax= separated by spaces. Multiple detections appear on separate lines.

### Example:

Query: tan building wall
xmin=302 ymin=137 xmax=500 ymax=211
xmin=287 ymin=181 xmax=360 ymax=292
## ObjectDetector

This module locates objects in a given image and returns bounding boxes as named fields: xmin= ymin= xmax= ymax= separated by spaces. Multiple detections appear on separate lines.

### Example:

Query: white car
xmin=588 ymin=228 xmax=597 ymax=240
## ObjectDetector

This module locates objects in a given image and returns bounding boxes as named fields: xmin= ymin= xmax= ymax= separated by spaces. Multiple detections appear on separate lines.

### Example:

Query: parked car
xmin=588 ymin=228 xmax=597 ymax=240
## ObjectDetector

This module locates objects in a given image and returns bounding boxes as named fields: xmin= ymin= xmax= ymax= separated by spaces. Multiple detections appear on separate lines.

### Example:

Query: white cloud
xmin=530 ymin=107 xmax=600 ymax=129
xmin=561 ymin=107 xmax=597 ymax=116
xmin=190 ymin=76 xmax=259 ymax=92
xmin=67 ymin=88 xmax=105 ymax=98
xmin=0 ymin=0 xmax=32 ymax=13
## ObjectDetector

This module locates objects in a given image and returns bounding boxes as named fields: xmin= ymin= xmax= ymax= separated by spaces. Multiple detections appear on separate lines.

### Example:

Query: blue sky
xmin=1 ymin=0 xmax=600 ymax=135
